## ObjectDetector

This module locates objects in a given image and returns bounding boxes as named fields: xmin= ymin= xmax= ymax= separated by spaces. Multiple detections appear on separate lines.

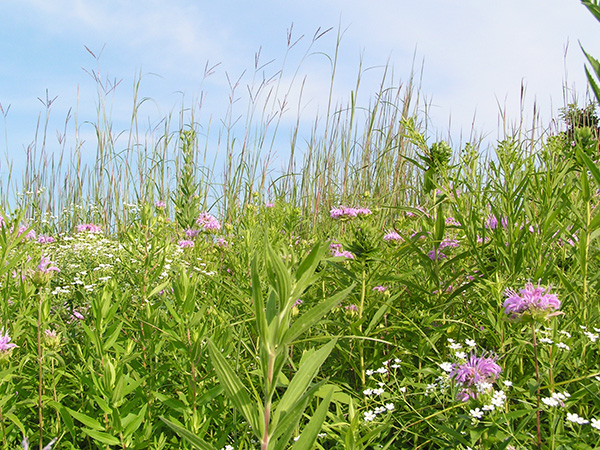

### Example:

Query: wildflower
xmin=155 ymin=200 xmax=166 ymax=209
xmin=539 ymin=337 xmax=554 ymax=344
xmin=439 ymin=238 xmax=460 ymax=250
xmin=542 ymin=397 xmax=560 ymax=407
xmin=383 ymin=231 xmax=403 ymax=242
xmin=465 ymin=339 xmax=477 ymax=348
xmin=385 ymin=403 xmax=395 ymax=411
xmin=584 ymin=331 xmax=599 ymax=342
xmin=178 ymin=240 xmax=195 ymax=249
xmin=76 ymin=224 xmax=102 ymax=233
xmin=455 ymin=351 xmax=467 ymax=360
xmin=445 ymin=216 xmax=461 ymax=226
xmin=196 ymin=213 xmax=221 ymax=231
xmin=470 ymin=408 xmax=484 ymax=419
xmin=451 ymin=351 xmax=501 ymax=401
xmin=17 ymin=226 xmax=36 ymax=240
xmin=428 ymin=248 xmax=447 ymax=260
xmin=330 ymin=206 xmax=371 ymax=220
xmin=38 ymin=235 xmax=55 ymax=244
xmin=503 ymin=282 xmax=561 ymax=322
xmin=566 ymin=412 xmax=589 ymax=425
xmin=372 ymin=285 xmax=387 ymax=292
xmin=0 ymin=329 xmax=17 ymax=356
xmin=363 ymin=410 xmax=376 ymax=422
xmin=345 ymin=304 xmax=358 ymax=313
xmin=485 ymin=215 xmax=498 ymax=229
xmin=330 ymin=243 xmax=354 ymax=259
xmin=503 ymin=380 xmax=513 ymax=388
xmin=556 ymin=342 xmax=570 ymax=350
xmin=591 ymin=418 xmax=600 ymax=430
xmin=215 ymin=237 xmax=229 ymax=247
xmin=439 ymin=362 xmax=453 ymax=373
xmin=448 ymin=341 xmax=463 ymax=350
xmin=43 ymin=329 xmax=61 ymax=349
xmin=184 ymin=229 xmax=201 ymax=238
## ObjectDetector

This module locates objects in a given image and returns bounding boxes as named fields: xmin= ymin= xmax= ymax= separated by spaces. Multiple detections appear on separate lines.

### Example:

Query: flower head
xmin=196 ymin=213 xmax=221 ymax=232
xmin=0 ymin=328 xmax=17 ymax=358
xmin=330 ymin=206 xmax=371 ymax=220
xmin=503 ymin=282 xmax=561 ymax=322
xmin=451 ymin=351 xmax=501 ymax=401
xmin=76 ymin=223 xmax=102 ymax=233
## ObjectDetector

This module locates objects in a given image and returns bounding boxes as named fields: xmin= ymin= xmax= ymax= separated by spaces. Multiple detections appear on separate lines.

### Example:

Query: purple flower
xmin=372 ymin=285 xmax=387 ymax=292
xmin=215 ymin=237 xmax=229 ymax=247
xmin=330 ymin=243 xmax=355 ymax=259
xmin=196 ymin=213 xmax=221 ymax=231
xmin=445 ymin=217 xmax=461 ymax=227
xmin=76 ymin=223 xmax=102 ymax=233
xmin=184 ymin=228 xmax=201 ymax=238
xmin=155 ymin=200 xmax=166 ymax=209
xmin=485 ymin=215 xmax=498 ymax=230
xmin=503 ymin=282 xmax=561 ymax=321
xmin=383 ymin=231 xmax=403 ymax=242
xmin=0 ymin=328 xmax=17 ymax=353
xmin=178 ymin=240 xmax=195 ymax=248
xmin=38 ymin=256 xmax=60 ymax=274
xmin=330 ymin=206 xmax=371 ymax=220
xmin=17 ymin=226 xmax=36 ymax=240
xmin=439 ymin=238 xmax=460 ymax=250
xmin=451 ymin=351 xmax=501 ymax=401
xmin=427 ymin=249 xmax=447 ymax=260
xmin=38 ymin=235 xmax=55 ymax=244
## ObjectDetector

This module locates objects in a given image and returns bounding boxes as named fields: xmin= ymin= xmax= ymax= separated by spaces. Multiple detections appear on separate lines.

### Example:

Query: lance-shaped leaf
xmin=282 ymin=284 xmax=354 ymax=346
xmin=159 ymin=417 xmax=216 ymax=450
xmin=207 ymin=339 xmax=262 ymax=434
xmin=290 ymin=385 xmax=334 ymax=450
xmin=271 ymin=339 xmax=337 ymax=426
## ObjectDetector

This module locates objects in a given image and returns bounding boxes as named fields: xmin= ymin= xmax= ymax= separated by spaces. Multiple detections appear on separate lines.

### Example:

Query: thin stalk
xmin=531 ymin=323 xmax=542 ymax=450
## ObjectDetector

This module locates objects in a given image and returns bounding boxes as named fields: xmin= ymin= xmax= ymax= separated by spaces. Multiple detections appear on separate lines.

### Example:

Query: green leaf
xmin=274 ymin=339 xmax=337 ymax=423
xmin=290 ymin=385 xmax=334 ymax=450
xmin=66 ymin=407 xmax=104 ymax=431
xmin=123 ymin=404 xmax=148 ymax=437
xmin=207 ymin=339 xmax=261 ymax=434
xmin=159 ymin=416 xmax=216 ymax=450
xmin=282 ymin=284 xmax=354 ymax=345
xmin=81 ymin=429 xmax=121 ymax=446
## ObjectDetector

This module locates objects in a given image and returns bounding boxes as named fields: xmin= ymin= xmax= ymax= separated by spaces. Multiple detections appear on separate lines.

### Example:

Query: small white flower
xmin=385 ymin=403 xmax=395 ymax=411
xmin=465 ymin=339 xmax=477 ymax=347
xmin=455 ymin=351 xmax=467 ymax=359
xmin=559 ymin=330 xmax=572 ymax=338
xmin=448 ymin=342 xmax=463 ymax=350
xmin=373 ymin=388 xmax=385 ymax=396
xmin=317 ymin=433 xmax=327 ymax=438
xmin=482 ymin=404 xmax=495 ymax=411
xmin=584 ymin=331 xmax=599 ymax=342
xmin=376 ymin=367 xmax=388 ymax=374
xmin=293 ymin=436 xmax=300 ymax=442
xmin=566 ymin=412 xmax=589 ymax=424
xmin=470 ymin=408 xmax=483 ymax=419
xmin=542 ymin=397 xmax=560 ymax=407
xmin=539 ymin=337 xmax=554 ymax=344
xmin=591 ymin=418 xmax=600 ymax=430
xmin=503 ymin=380 xmax=513 ymax=388
xmin=399 ymin=386 xmax=407 ymax=393
xmin=363 ymin=389 xmax=373 ymax=396
xmin=477 ymin=381 xmax=493 ymax=392
xmin=374 ymin=406 xmax=386 ymax=415
xmin=365 ymin=369 xmax=374 ymax=376
xmin=556 ymin=342 xmax=570 ymax=351
xmin=439 ymin=362 xmax=453 ymax=373
xmin=364 ymin=410 xmax=376 ymax=422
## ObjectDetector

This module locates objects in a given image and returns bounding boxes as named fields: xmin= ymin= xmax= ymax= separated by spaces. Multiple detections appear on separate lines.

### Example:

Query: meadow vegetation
xmin=2 ymin=2 xmax=600 ymax=449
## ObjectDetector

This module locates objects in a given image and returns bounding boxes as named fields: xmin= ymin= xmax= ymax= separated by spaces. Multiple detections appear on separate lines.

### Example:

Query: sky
xmin=1 ymin=0 xmax=600 ymax=182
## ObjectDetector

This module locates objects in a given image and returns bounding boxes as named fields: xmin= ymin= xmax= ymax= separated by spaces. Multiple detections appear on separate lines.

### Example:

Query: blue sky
xmin=1 ymin=0 xmax=600 ymax=181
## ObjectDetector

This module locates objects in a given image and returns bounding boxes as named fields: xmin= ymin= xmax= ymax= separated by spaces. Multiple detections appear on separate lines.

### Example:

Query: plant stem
xmin=531 ymin=323 xmax=542 ymax=450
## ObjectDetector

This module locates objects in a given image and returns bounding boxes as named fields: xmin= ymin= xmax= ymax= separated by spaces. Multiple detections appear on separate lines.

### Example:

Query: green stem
xmin=532 ymin=323 xmax=542 ymax=450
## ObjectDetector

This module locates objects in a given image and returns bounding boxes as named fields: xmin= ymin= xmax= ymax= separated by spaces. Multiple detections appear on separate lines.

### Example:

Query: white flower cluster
xmin=541 ymin=391 xmax=570 ymax=408
xmin=468 ymin=390 xmax=507 ymax=421
xmin=363 ymin=403 xmax=395 ymax=422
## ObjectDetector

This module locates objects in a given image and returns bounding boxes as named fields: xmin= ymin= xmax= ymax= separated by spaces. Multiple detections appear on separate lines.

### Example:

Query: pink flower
xmin=155 ymin=200 xmax=166 ymax=209
xmin=196 ymin=213 xmax=221 ymax=231
xmin=383 ymin=231 xmax=403 ymax=242
xmin=451 ymin=352 xmax=501 ymax=401
xmin=76 ymin=224 xmax=102 ymax=233
xmin=330 ymin=206 xmax=371 ymax=220
xmin=178 ymin=240 xmax=195 ymax=248
xmin=38 ymin=235 xmax=55 ymax=244
xmin=0 ymin=328 xmax=17 ymax=353
xmin=503 ymin=282 xmax=561 ymax=321
xmin=372 ymin=285 xmax=387 ymax=292
xmin=37 ymin=256 xmax=60 ymax=274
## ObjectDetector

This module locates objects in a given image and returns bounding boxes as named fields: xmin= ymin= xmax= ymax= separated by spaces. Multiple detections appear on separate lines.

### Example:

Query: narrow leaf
xmin=290 ymin=385 xmax=334 ymax=450
xmin=160 ymin=417 xmax=216 ymax=450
